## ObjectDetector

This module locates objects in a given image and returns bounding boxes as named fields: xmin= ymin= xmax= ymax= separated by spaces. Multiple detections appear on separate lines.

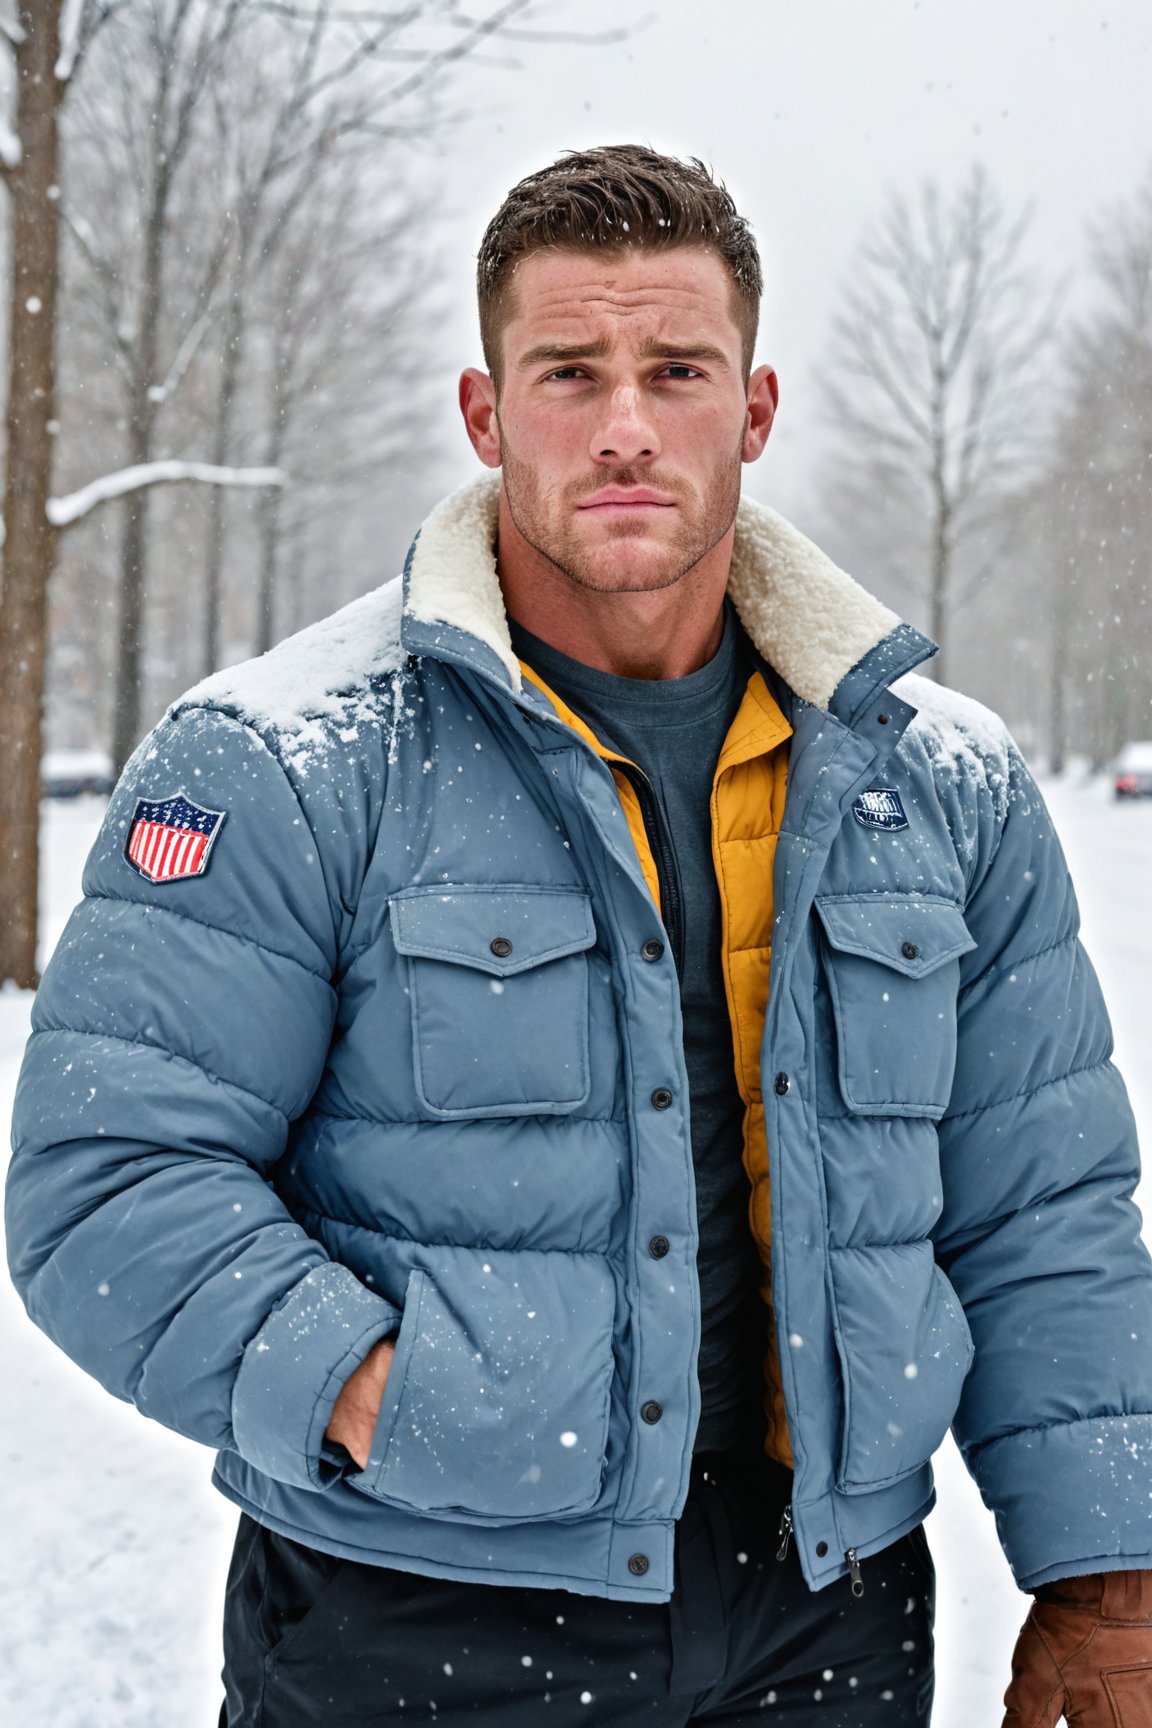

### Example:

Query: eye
xmin=544 ymin=367 xmax=586 ymax=382
xmin=659 ymin=364 xmax=701 ymax=380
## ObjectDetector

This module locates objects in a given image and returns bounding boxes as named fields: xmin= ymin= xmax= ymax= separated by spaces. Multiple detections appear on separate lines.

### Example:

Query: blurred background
xmin=2 ymin=2 xmax=1151 ymax=1722
xmin=14 ymin=0 xmax=1152 ymax=781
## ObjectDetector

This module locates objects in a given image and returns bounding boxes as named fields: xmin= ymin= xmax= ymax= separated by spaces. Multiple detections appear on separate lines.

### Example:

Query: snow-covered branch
xmin=0 ymin=4 xmax=20 ymax=170
xmin=147 ymin=309 xmax=214 ymax=406
xmin=47 ymin=461 xmax=287 ymax=527
xmin=54 ymin=0 xmax=85 ymax=81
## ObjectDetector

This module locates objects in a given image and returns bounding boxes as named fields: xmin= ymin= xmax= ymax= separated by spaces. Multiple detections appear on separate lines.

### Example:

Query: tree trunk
xmin=256 ymin=350 xmax=290 ymax=654
xmin=202 ymin=272 xmax=246 ymax=676
xmin=928 ymin=488 xmax=951 ymax=688
xmin=1048 ymin=568 xmax=1069 ymax=777
xmin=0 ymin=3 xmax=63 ymax=988
xmin=111 ymin=126 xmax=172 ymax=773
xmin=111 ymin=432 xmax=154 ymax=774
xmin=256 ymin=471 xmax=283 ymax=655
xmin=282 ymin=533 xmax=305 ymax=638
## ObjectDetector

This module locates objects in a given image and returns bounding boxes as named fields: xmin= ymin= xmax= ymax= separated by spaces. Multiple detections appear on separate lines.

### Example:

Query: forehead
xmin=502 ymin=246 xmax=743 ymax=352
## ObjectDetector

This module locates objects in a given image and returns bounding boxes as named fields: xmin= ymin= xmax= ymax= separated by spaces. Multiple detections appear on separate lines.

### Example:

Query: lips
xmin=576 ymin=489 xmax=676 ymax=509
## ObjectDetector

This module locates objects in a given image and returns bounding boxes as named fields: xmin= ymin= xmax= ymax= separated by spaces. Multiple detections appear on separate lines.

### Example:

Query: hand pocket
xmin=830 ymin=1246 xmax=974 ymax=1492
xmin=351 ymin=1245 xmax=617 ymax=1522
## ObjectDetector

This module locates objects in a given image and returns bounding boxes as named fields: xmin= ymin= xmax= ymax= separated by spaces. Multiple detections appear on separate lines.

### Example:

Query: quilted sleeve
xmin=5 ymin=706 xmax=400 ymax=1491
xmin=935 ymin=740 xmax=1152 ymax=1590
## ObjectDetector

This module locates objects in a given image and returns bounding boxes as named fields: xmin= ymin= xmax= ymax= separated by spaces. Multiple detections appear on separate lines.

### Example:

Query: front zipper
xmin=845 ymin=1548 xmax=864 ymax=1598
xmin=776 ymin=1503 xmax=793 ymax=1561
xmin=613 ymin=759 xmax=686 ymax=977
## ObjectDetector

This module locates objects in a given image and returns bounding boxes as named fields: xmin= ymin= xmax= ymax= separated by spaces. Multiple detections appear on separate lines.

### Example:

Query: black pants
xmin=221 ymin=1449 xmax=934 ymax=1725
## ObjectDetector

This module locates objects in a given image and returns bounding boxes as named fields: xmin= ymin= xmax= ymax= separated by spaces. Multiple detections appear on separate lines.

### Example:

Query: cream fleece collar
xmin=404 ymin=472 xmax=901 ymax=712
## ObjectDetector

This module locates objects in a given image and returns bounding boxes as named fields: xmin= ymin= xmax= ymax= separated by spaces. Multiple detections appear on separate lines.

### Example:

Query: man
xmin=7 ymin=146 xmax=1152 ymax=1726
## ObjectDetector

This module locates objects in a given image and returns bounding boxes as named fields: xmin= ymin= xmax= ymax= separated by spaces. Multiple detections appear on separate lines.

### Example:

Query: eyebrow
xmin=516 ymin=336 xmax=732 ymax=372
xmin=516 ymin=337 xmax=611 ymax=370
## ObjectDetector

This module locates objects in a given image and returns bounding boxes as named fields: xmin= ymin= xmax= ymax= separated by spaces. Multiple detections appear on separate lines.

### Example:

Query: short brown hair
xmin=477 ymin=144 xmax=762 ymax=385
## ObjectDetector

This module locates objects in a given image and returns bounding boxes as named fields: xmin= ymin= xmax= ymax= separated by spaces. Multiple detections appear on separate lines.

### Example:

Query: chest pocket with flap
xmin=815 ymin=893 xmax=977 ymax=1117
xmin=389 ymin=884 xmax=596 ymax=1119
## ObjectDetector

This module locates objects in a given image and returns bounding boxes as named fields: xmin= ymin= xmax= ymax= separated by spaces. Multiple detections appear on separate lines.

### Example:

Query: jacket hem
xmin=211 ymin=1455 xmax=677 ymax=1602
xmin=1019 ymin=1552 xmax=1152 ymax=1594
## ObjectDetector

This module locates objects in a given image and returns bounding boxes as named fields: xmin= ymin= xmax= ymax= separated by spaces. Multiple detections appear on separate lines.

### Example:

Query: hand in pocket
xmin=325 ymin=1335 xmax=397 ymax=1468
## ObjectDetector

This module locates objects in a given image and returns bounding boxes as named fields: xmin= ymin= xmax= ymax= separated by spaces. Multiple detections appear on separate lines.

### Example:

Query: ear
xmin=459 ymin=368 xmax=501 ymax=468
xmin=742 ymin=364 xmax=779 ymax=464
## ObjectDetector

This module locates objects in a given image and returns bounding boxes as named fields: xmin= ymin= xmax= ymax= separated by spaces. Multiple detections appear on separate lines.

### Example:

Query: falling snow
xmin=2 ymin=775 xmax=1150 ymax=1726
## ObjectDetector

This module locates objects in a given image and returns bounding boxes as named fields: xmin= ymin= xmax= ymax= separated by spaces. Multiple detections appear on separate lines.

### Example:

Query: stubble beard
xmin=499 ymin=442 xmax=744 ymax=596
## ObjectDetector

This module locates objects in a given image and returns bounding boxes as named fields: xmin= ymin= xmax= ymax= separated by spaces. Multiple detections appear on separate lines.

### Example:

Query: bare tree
xmin=819 ymin=166 xmax=1054 ymax=685
xmin=1030 ymin=169 xmax=1152 ymax=770
xmin=249 ymin=163 xmax=434 ymax=653
xmin=0 ymin=0 xmax=627 ymax=986
xmin=61 ymin=0 xmax=262 ymax=772
xmin=191 ymin=0 xmax=544 ymax=680
xmin=61 ymin=0 xmax=631 ymax=745
xmin=0 ymin=1 xmax=73 ymax=990
xmin=0 ymin=1 xmax=274 ymax=985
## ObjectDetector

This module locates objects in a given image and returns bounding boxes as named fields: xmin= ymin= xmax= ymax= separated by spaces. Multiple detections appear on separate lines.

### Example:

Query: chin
xmin=570 ymin=530 xmax=693 ymax=595
xmin=575 ymin=552 xmax=688 ymax=595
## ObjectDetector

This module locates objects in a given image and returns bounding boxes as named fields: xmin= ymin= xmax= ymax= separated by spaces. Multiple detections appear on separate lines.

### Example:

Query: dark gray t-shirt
xmin=509 ymin=606 xmax=766 ymax=1454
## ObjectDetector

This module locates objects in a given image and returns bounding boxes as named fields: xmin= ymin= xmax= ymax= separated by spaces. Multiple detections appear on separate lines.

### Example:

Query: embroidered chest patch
xmin=852 ymin=786 xmax=909 ymax=832
xmin=125 ymin=792 xmax=226 ymax=883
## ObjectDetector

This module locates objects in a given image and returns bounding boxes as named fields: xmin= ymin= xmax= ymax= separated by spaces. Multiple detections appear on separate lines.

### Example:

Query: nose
xmin=590 ymin=384 xmax=659 ymax=465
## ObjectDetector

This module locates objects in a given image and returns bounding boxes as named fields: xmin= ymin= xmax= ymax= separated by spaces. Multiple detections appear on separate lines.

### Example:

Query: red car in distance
xmin=1113 ymin=740 xmax=1152 ymax=799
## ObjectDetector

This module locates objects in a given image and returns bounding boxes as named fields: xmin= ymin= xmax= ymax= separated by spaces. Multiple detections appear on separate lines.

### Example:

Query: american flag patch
xmin=125 ymin=792 xmax=226 ymax=884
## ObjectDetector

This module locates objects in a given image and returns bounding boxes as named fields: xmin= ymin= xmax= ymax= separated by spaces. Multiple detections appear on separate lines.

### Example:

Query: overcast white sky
xmin=424 ymin=0 xmax=1151 ymax=519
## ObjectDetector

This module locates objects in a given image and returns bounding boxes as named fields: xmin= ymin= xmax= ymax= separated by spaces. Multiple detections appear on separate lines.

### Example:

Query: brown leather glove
xmin=1002 ymin=1570 xmax=1152 ymax=1726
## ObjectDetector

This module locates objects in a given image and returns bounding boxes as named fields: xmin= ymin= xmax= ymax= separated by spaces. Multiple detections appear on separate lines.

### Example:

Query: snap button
xmin=627 ymin=1553 xmax=650 ymax=1576
xmin=773 ymin=1072 xmax=790 ymax=1097
xmin=489 ymin=936 xmax=513 ymax=958
xmin=640 ymin=1400 xmax=663 ymax=1424
xmin=900 ymin=940 xmax=920 ymax=960
xmin=648 ymin=1235 xmax=670 ymax=1259
xmin=877 ymin=712 xmax=889 ymax=725
xmin=816 ymin=1540 xmax=829 ymax=1558
xmin=650 ymin=1087 xmax=673 ymax=1110
xmin=641 ymin=938 xmax=665 ymax=962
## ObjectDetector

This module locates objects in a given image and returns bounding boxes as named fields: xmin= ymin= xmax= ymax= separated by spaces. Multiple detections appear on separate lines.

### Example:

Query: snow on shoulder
xmin=894 ymin=672 xmax=1013 ymax=800
xmin=177 ymin=576 xmax=406 ymax=772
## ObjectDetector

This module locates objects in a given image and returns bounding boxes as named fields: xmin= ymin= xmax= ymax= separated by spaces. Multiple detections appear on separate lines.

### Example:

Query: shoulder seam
xmin=160 ymin=702 xmax=359 ymax=958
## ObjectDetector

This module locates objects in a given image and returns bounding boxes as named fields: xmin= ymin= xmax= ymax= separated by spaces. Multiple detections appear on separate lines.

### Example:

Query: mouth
xmin=576 ymin=488 xmax=677 ymax=513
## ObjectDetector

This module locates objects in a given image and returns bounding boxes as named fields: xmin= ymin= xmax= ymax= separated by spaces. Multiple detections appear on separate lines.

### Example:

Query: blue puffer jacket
xmin=8 ymin=474 xmax=1152 ymax=1601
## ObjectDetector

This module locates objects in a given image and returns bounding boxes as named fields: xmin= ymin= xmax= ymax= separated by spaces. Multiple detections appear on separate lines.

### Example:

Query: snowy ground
xmin=2 ymin=777 xmax=1149 ymax=1726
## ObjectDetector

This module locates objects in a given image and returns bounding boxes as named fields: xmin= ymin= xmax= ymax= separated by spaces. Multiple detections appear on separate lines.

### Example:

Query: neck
xmin=495 ymin=490 xmax=733 ymax=680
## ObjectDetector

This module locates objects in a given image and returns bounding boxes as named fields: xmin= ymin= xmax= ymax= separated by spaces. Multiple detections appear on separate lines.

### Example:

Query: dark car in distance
xmin=41 ymin=748 xmax=115 ymax=800
xmin=1113 ymin=740 xmax=1152 ymax=799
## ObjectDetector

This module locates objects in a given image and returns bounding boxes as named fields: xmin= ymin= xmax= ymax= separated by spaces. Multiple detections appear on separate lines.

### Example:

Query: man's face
xmin=465 ymin=246 xmax=776 ymax=596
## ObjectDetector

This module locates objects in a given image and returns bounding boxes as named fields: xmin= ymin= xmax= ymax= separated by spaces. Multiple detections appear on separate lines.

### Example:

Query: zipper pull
xmin=845 ymin=1548 xmax=864 ymax=1598
xmin=776 ymin=1504 xmax=793 ymax=1561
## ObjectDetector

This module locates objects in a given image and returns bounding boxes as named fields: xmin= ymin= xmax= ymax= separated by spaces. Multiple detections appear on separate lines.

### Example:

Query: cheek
xmin=505 ymin=403 xmax=591 ymax=465
xmin=656 ymin=395 xmax=746 ymax=450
